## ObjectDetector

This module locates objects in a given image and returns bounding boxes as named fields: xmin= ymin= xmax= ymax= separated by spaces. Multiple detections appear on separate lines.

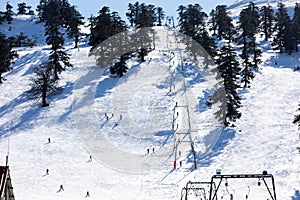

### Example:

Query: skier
xmin=59 ymin=184 xmax=64 ymax=191
xmin=85 ymin=191 xmax=90 ymax=197
xmin=175 ymin=102 xmax=178 ymax=107
xmin=89 ymin=155 xmax=92 ymax=162
xmin=152 ymin=147 xmax=155 ymax=153
xmin=176 ymin=112 xmax=179 ymax=117
xmin=46 ymin=168 xmax=49 ymax=175
xmin=48 ymin=137 xmax=51 ymax=143
xmin=147 ymin=148 xmax=150 ymax=154
xmin=180 ymin=160 xmax=182 ymax=167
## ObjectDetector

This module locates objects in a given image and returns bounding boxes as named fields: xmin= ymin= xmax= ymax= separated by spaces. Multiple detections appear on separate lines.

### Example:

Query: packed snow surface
xmin=1 ymin=2 xmax=300 ymax=200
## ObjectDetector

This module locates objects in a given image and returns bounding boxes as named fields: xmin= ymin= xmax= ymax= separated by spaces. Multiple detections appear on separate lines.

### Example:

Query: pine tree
xmin=177 ymin=4 xmax=216 ymax=60
xmin=216 ymin=42 xmax=241 ymax=125
xmin=36 ymin=0 xmax=48 ymax=22
xmin=59 ymin=0 xmax=72 ymax=28
xmin=89 ymin=6 xmax=113 ymax=49
xmin=260 ymin=5 xmax=274 ymax=41
xmin=126 ymin=2 xmax=156 ymax=62
xmin=208 ymin=9 xmax=217 ymax=35
xmin=5 ymin=3 xmax=14 ymax=24
xmin=66 ymin=6 xmax=84 ymax=48
xmin=17 ymin=3 xmax=27 ymax=15
xmin=156 ymin=7 xmax=165 ymax=26
xmin=89 ymin=7 xmax=127 ymax=67
xmin=215 ymin=9 xmax=241 ymax=125
xmin=89 ymin=7 xmax=126 ymax=50
xmin=43 ymin=0 xmax=73 ymax=80
xmin=292 ymin=3 xmax=300 ymax=52
xmin=282 ymin=19 xmax=295 ymax=55
xmin=126 ymin=3 xmax=135 ymax=27
xmin=29 ymin=63 xmax=58 ymax=107
xmin=294 ymin=104 xmax=300 ymax=129
xmin=272 ymin=3 xmax=291 ymax=54
xmin=135 ymin=3 xmax=156 ymax=28
xmin=214 ymin=5 xmax=233 ymax=40
xmin=0 ymin=33 xmax=18 ymax=84
xmin=109 ymin=54 xmax=129 ymax=77
xmin=238 ymin=2 xmax=261 ymax=88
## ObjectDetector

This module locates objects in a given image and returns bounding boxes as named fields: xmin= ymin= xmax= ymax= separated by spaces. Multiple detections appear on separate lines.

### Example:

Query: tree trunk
xmin=74 ymin=35 xmax=79 ymax=48
xmin=42 ymin=73 xmax=49 ymax=107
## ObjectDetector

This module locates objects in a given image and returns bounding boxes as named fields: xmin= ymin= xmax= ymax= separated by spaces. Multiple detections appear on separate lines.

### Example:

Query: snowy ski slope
xmin=0 ymin=1 xmax=300 ymax=199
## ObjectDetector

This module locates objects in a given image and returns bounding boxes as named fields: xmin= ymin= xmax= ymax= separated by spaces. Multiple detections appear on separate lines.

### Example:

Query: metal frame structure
xmin=181 ymin=181 xmax=217 ymax=200
xmin=209 ymin=173 xmax=277 ymax=200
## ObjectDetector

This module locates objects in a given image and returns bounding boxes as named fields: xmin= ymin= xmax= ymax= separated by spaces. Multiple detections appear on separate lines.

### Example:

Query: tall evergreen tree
xmin=29 ymin=63 xmax=58 ymax=107
xmin=260 ymin=4 xmax=274 ymax=41
xmin=156 ymin=7 xmax=165 ymax=26
xmin=0 ymin=33 xmax=18 ymax=84
xmin=89 ymin=7 xmax=128 ymax=67
xmin=126 ymin=3 xmax=135 ymax=27
xmin=216 ymin=42 xmax=241 ymax=125
xmin=177 ymin=4 xmax=216 ymax=59
xmin=109 ymin=54 xmax=129 ymax=77
xmin=282 ymin=19 xmax=296 ymax=55
xmin=43 ymin=0 xmax=73 ymax=80
xmin=292 ymin=3 xmax=300 ymax=52
xmin=214 ymin=5 xmax=233 ymax=40
xmin=17 ymin=3 xmax=27 ymax=15
xmin=135 ymin=3 xmax=156 ymax=28
xmin=36 ymin=0 xmax=48 ymax=22
xmin=238 ymin=2 xmax=261 ymax=88
xmin=208 ymin=9 xmax=217 ymax=35
xmin=66 ymin=6 xmax=85 ymax=48
xmin=272 ymin=3 xmax=291 ymax=54
xmin=5 ymin=3 xmax=14 ymax=24
xmin=215 ymin=8 xmax=241 ymax=125
xmin=127 ymin=3 xmax=157 ymax=62
xmin=89 ymin=7 xmax=126 ymax=50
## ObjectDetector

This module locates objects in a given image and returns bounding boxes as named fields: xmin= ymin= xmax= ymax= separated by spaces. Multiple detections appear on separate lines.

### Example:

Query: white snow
xmin=0 ymin=5 xmax=300 ymax=200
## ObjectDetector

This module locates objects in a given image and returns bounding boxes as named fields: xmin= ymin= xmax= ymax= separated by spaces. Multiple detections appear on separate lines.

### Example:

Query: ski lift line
xmin=166 ymin=27 xmax=196 ymax=170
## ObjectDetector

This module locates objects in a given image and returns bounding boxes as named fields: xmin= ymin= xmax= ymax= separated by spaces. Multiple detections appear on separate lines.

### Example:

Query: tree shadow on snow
xmin=0 ymin=99 xmax=47 ymax=138
xmin=94 ymin=76 xmax=119 ymax=99
xmin=266 ymin=53 xmax=300 ymax=71
xmin=0 ymin=81 xmax=75 ymax=137
xmin=4 ymin=50 xmax=48 ymax=78
xmin=155 ymin=130 xmax=176 ymax=146
xmin=195 ymin=128 xmax=236 ymax=167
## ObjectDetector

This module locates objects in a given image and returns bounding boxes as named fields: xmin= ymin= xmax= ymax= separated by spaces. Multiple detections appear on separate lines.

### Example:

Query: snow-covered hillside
xmin=229 ymin=0 xmax=299 ymax=16
xmin=1 ymin=2 xmax=300 ymax=200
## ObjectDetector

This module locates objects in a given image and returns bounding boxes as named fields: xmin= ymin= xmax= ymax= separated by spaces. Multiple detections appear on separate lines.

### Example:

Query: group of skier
xmin=147 ymin=147 xmax=155 ymax=154
xmin=104 ymin=112 xmax=123 ymax=128
xmin=45 ymin=137 xmax=91 ymax=197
